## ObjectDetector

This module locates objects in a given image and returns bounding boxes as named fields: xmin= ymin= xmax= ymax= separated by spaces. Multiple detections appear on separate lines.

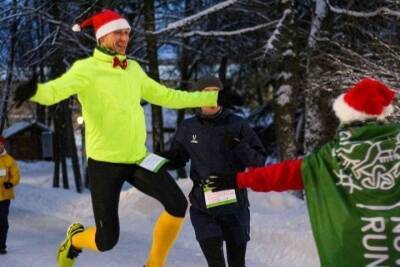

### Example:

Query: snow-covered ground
xmin=1 ymin=161 xmax=320 ymax=267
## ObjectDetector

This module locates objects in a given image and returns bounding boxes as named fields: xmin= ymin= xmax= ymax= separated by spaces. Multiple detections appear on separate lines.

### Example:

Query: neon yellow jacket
xmin=0 ymin=153 xmax=20 ymax=201
xmin=31 ymin=49 xmax=218 ymax=163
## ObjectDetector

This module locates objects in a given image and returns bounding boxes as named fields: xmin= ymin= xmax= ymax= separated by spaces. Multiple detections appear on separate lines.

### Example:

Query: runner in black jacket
xmin=161 ymin=76 xmax=266 ymax=267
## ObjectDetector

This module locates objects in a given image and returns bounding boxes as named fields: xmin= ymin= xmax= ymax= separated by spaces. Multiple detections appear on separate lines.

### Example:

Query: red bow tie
xmin=113 ymin=57 xmax=128 ymax=69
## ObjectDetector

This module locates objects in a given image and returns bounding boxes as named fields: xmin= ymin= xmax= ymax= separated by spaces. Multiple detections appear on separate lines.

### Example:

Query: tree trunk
xmin=81 ymin=125 xmax=89 ymax=189
xmin=144 ymin=0 xmax=164 ymax=153
xmin=53 ymin=104 xmax=69 ymax=189
xmin=175 ymin=0 xmax=192 ymax=178
xmin=59 ymin=102 xmax=69 ymax=189
xmin=0 ymin=0 xmax=17 ymax=133
xmin=48 ymin=2 xmax=71 ymax=189
xmin=270 ymin=0 xmax=300 ymax=161
xmin=35 ymin=11 xmax=46 ymax=124
xmin=52 ymin=124 xmax=60 ymax=188
xmin=304 ymin=1 xmax=330 ymax=153
xmin=65 ymin=100 xmax=82 ymax=193
xmin=218 ymin=56 xmax=228 ymax=86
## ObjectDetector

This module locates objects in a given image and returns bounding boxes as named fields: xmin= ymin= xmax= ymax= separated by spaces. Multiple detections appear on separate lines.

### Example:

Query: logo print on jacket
xmin=334 ymin=131 xmax=400 ymax=193
xmin=191 ymin=135 xmax=198 ymax=144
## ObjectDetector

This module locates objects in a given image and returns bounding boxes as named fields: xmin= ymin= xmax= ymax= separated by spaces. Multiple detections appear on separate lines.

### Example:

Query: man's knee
xmin=175 ymin=195 xmax=188 ymax=217
xmin=95 ymin=228 xmax=119 ymax=252
xmin=156 ymin=168 xmax=188 ymax=217
xmin=165 ymin=192 xmax=188 ymax=218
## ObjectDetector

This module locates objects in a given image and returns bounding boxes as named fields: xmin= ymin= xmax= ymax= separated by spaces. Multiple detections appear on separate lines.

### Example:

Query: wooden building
xmin=3 ymin=121 xmax=53 ymax=160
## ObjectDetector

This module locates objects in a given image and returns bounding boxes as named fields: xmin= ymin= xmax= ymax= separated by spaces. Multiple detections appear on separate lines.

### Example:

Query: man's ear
xmin=98 ymin=36 xmax=104 ymax=45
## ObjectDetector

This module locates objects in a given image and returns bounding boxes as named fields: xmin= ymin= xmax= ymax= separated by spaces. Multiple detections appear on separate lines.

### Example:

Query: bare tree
xmin=144 ymin=0 xmax=164 ymax=152
xmin=264 ymin=0 xmax=300 ymax=160
xmin=0 ymin=0 xmax=18 ymax=133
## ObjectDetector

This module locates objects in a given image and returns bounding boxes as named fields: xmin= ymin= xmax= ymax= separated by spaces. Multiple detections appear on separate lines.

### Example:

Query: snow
xmin=3 ymin=121 xmax=52 ymax=138
xmin=159 ymin=64 xmax=181 ymax=82
xmin=153 ymin=0 xmax=239 ymax=35
xmin=327 ymin=0 xmax=400 ymax=18
xmin=308 ymin=0 xmax=327 ymax=49
xmin=276 ymin=85 xmax=293 ymax=106
xmin=265 ymin=8 xmax=292 ymax=54
xmin=277 ymin=72 xmax=293 ymax=81
xmin=178 ymin=21 xmax=278 ymax=38
xmin=1 ymin=160 xmax=319 ymax=267
xmin=282 ymin=49 xmax=294 ymax=57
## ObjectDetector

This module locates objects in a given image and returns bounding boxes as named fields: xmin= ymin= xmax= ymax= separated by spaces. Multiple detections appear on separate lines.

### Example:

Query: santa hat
xmin=72 ymin=9 xmax=130 ymax=40
xmin=333 ymin=78 xmax=396 ymax=123
xmin=0 ymin=136 xmax=5 ymax=146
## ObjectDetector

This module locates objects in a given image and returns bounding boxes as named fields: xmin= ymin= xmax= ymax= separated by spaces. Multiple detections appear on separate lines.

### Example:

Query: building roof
xmin=3 ymin=121 xmax=53 ymax=138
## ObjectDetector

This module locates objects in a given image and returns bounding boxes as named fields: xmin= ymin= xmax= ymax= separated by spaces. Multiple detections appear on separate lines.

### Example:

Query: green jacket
xmin=302 ymin=122 xmax=400 ymax=266
xmin=31 ymin=49 xmax=218 ymax=163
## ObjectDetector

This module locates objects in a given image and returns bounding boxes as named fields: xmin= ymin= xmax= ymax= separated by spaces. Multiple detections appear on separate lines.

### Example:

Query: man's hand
xmin=14 ymin=74 xmax=38 ymax=108
xmin=3 ymin=182 xmax=13 ymax=189
xmin=224 ymin=134 xmax=241 ymax=150
xmin=208 ymin=173 xmax=238 ymax=192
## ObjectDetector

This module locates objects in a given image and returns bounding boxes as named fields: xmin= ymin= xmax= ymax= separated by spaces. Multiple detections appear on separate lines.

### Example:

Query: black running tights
xmin=87 ymin=158 xmax=188 ymax=252
xmin=199 ymin=236 xmax=247 ymax=267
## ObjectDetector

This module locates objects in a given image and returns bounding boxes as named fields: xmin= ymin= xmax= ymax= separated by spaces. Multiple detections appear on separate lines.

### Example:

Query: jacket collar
xmin=93 ymin=48 xmax=127 ymax=63
xmin=197 ymin=108 xmax=230 ymax=123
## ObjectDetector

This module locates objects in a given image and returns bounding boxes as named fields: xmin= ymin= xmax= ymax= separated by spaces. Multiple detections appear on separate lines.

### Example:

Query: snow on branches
xmin=264 ymin=8 xmax=292 ymax=55
xmin=308 ymin=0 xmax=327 ymax=49
xmin=152 ymin=0 xmax=240 ymax=35
xmin=327 ymin=0 xmax=400 ymax=18
xmin=177 ymin=21 xmax=278 ymax=38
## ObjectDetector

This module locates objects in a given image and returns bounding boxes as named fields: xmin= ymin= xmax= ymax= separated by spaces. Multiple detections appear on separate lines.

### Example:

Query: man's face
xmin=201 ymin=87 xmax=221 ymax=115
xmin=99 ymin=28 xmax=131 ymax=55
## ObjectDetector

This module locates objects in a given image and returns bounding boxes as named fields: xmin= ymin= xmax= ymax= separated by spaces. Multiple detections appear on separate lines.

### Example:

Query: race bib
xmin=204 ymin=186 xmax=237 ymax=208
xmin=139 ymin=153 xmax=168 ymax=173
xmin=0 ymin=168 xmax=6 ymax=176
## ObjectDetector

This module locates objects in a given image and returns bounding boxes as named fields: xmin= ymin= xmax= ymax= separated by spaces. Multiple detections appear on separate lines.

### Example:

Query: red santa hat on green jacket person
xmin=333 ymin=77 xmax=396 ymax=124
xmin=72 ymin=9 xmax=130 ymax=40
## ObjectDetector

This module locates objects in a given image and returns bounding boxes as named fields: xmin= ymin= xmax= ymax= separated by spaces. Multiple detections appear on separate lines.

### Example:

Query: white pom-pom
xmin=72 ymin=24 xmax=81 ymax=32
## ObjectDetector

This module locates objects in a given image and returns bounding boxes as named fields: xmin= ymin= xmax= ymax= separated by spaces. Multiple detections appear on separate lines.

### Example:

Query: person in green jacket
xmin=209 ymin=78 xmax=400 ymax=267
xmin=14 ymin=9 xmax=229 ymax=267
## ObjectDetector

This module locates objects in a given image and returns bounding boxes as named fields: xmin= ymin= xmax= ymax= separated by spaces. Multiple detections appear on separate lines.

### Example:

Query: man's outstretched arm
xmin=237 ymin=159 xmax=304 ymax=192
xmin=138 ymin=63 xmax=236 ymax=109
xmin=15 ymin=61 xmax=89 ymax=107
xmin=209 ymin=159 xmax=304 ymax=192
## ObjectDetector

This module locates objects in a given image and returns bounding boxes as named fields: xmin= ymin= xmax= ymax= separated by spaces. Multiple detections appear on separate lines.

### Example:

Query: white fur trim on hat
xmin=95 ymin=18 xmax=130 ymax=40
xmin=333 ymin=94 xmax=394 ymax=123
xmin=72 ymin=24 xmax=81 ymax=32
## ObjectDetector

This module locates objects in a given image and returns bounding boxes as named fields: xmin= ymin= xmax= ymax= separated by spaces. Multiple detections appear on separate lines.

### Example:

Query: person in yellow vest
xmin=0 ymin=136 xmax=20 ymax=255
xmin=13 ymin=9 xmax=232 ymax=267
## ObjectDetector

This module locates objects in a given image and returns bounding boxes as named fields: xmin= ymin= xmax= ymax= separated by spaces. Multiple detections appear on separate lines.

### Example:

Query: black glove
xmin=160 ymin=160 xmax=179 ymax=171
xmin=3 ymin=182 xmax=13 ymax=189
xmin=217 ymin=90 xmax=244 ymax=107
xmin=157 ymin=151 xmax=181 ymax=171
xmin=14 ymin=74 xmax=38 ymax=108
xmin=224 ymin=134 xmax=241 ymax=150
xmin=208 ymin=173 xmax=237 ymax=192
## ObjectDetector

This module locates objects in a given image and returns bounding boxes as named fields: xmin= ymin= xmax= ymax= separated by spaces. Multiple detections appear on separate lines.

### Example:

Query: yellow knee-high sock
xmin=146 ymin=211 xmax=184 ymax=267
xmin=71 ymin=226 xmax=99 ymax=251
